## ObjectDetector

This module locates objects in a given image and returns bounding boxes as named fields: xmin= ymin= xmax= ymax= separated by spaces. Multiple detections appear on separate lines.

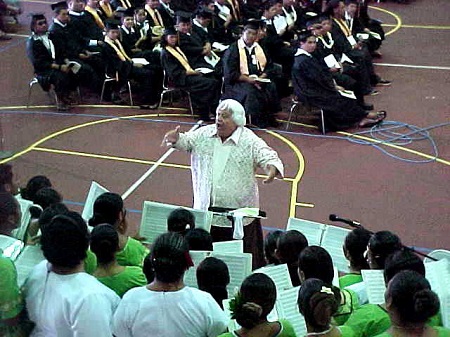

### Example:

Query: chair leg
xmin=27 ymin=78 xmax=39 ymax=108
xmin=286 ymin=103 xmax=298 ymax=130
xmin=100 ymin=80 xmax=107 ymax=103
xmin=186 ymin=92 xmax=194 ymax=116
xmin=320 ymin=109 xmax=326 ymax=135
xmin=157 ymin=91 xmax=166 ymax=116
xmin=127 ymin=81 xmax=133 ymax=106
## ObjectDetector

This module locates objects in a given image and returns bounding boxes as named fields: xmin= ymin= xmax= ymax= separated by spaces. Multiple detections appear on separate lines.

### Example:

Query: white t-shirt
xmin=23 ymin=260 xmax=120 ymax=337
xmin=113 ymin=286 xmax=228 ymax=337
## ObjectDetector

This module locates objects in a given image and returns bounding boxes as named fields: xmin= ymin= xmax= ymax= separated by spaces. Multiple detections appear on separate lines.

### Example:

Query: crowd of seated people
xmin=1 ymin=163 xmax=449 ymax=336
xmin=21 ymin=0 xmax=396 ymax=130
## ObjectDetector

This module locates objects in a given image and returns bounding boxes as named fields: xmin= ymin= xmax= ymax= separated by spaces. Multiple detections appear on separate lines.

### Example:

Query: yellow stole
xmin=99 ymin=1 xmax=113 ymax=18
xmin=165 ymin=46 xmax=194 ymax=72
xmin=119 ymin=0 xmax=132 ymax=8
xmin=85 ymin=5 xmax=105 ymax=29
xmin=145 ymin=5 xmax=164 ymax=27
xmin=226 ymin=0 xmax=240 ymax=21
xmin=105 ymin=36 xmax=132 ymax=61
xmin=333 ymin=18 xmax=351 ymax=37
xmin=237 ymin=38 xmax=266 ymax=75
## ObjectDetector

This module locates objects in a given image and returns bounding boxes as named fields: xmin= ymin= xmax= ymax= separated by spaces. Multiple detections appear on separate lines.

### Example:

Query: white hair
xmin=216 ymin=99 xmax=246 ymax=126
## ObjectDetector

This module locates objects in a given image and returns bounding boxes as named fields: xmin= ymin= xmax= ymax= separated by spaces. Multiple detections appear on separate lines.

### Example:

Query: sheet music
xmin=321 ymin=225 xmax=351 ymax=272
xmin=361 ymin=269 xmax=386 ymax=304
xmin=338 ymin=89 xmax=357 ymax=99
xmin=183 ymin=250 xmax=210 ymax=288
xmin=15 ymin=245 xmax=45 ymax=287
xmin=441 ymin=293 xmax=450 ymax=329
xmin=213 ymin=240 xmax=243 ymax=254
xmin=15 ymin=197 xmax=33 ymax=241
xmin=0 ymin=234 xmax=20 ymax=253
xmin=425 ymin=259 xmax=450 ymax=299
xmin=286 ymin=217 xmax=325 ymax=246
xmin=212 ymin=252 xmax=252 ymax=297
xmin=139 ymin=201 xmax=213 ymax=245
xmin=276 ymin=287 xmax=307 ymax=337
xmin=340 ymin=53 xmax=354 ymax=64
xmin=332 ymin=266 xmax=339 ymax=287
xmin=253 ymin=264 xmax=293 ymax=292
xmin=1 ymin=239 xmax=24 ymax=260
xmin=81 ymin=181 xmax=109 ymax=221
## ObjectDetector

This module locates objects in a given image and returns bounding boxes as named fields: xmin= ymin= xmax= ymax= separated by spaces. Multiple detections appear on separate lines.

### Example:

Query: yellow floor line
xmin=382 ymin=23 xmax=450 ymax=29
xmin=296 ymin=202 xmax=315 ymax=208
xmin=369 ymin=6 xmax=402 ymax=36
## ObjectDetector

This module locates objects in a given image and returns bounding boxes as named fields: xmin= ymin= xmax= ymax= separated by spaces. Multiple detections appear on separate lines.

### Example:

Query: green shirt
xmin=334 ymin=289 xmax=360 ymax=325
xmin=374 ymin=326 xmax=450 ymax=337
xmin=84 ymin=249 xmax=98 ymax=274
xmin=116 ymin=237 xmax=150 ymax=267
xmin=344 ymin=304 xmax=390 ymax=337
xmin=339 ymin=274 xmax=363 ymax=289
xmin=218 ymin=319 xmax=297 ymax=337
xmin=96 ymin=266 xmax=147 ymax=297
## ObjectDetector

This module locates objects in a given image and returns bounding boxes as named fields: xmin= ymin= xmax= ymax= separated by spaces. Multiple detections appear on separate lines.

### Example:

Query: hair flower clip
xmin=320 ymin=286 xmax=334 ymax=295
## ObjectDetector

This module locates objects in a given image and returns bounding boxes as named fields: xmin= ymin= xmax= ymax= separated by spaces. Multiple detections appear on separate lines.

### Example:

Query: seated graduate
xmin=292 ymin=30 xmax=387 ymax=132
xmin=23 ymin=212 xmax=120 ymax=336
xmin=298 ymin=245 xmax=360 ymax=325
xmin=26 ymin=13 xmax=79 ymax=111
xmin=167 ymin=207 xmax=196 ymax=236
xmin=89 ymin=192 xmax=150 ymax=267
xmin=376 ymin=270 xmax=449 ymax=337
xmin=222 ymin=19 xmax=282 ymax=128
xmin=198 ymin=0 xmax=235 ymax=46
xmin=144 ymin=0 xmax=166 ymax=47
xmin=298 ymin=278 xmax=355 ymax=337
xmin=219 ymin=273 xmax=296 ymax=337
xmin=275 ymin=229 xmax=308 ymax=286
xmin=339 ymin=227 xmax=372 ymax=289
xmin=101 ymin=19 xmax=162 ymax=108
xmin=84 ymin=0 xmax=106 ymax=30
xmin=160 ymin=26 xmax=220 ymax=121
xmin=113 ymin=232 xmax=228 ymax=337
xmin=90 ymin=223 xmax=147 ymax=297
xmin=157 ymin=0 xmax=176 ymax=27
xmin=196 ymin=257 xmax=230 ymax=309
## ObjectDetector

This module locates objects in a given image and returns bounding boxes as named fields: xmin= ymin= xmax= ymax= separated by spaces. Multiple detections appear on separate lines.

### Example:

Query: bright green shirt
xmin=116 ymin=237 xmax=149 ymax=267
xmin=96 ymin=266 xmax=147 ymax=297
xmin=84 ymin=249 xmax=97 ymax=274
xmin=374 ymin=326 xmax=450 ymax=337
xmin=339 ymin=274 xmax=363 ymax=289
xmin=344 ymin=303 xmax=390 ymax=337
xmin=218 ymin=319 xmax=297 ymax=337
xmin=334 ymin=288 xmax=360 ymax=325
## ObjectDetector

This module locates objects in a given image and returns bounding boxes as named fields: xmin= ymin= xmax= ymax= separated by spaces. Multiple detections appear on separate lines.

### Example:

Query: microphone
xmin=329 ymin=214 xmax=362 ymax=228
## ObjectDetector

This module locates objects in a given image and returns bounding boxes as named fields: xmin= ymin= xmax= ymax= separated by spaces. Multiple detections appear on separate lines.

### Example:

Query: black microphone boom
xmin=329 ymin=214 xmax=364 ymax=229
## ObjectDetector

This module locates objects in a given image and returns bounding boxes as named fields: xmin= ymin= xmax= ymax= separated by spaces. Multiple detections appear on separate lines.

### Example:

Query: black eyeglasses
xmin=36 ymin=20 xmax=47 ymax=26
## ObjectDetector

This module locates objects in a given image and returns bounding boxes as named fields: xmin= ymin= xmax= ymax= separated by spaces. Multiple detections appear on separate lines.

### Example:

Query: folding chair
xmin=285 ymin=98 xmax=326 ymax=134
xmin=27 ymin=77 xmax=81 ymax=108
xmin=157 ymin=70 xmax=194 ymax=116
xmin=100 ymin=71 xmax=133 ymax=106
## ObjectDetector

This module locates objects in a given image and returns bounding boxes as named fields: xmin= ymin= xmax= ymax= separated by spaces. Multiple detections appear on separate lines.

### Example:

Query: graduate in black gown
xmin=292 ymin=30 xmax=386 ymax=132
xmin=160 ymin=27 xmax=220 ymax=121
xmin=222 ymin=20 xmax=281 ymax=128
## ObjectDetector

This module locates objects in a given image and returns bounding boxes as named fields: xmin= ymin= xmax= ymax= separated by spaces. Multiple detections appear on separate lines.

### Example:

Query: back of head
xmin=0 ymin=191 xmax=20 ymax=235
xmin=264 ymin=230 xmax=283 ymax=265
xmin=231 ymin=273 xmax=277 ymax=329
xmin=38 ymin=202 xmax=69 ymax=232
xmin=368 ymin=231 xmax=402 ymax=269
xmin=90 ymin=224 xmax=119 ymax=265
xmin=184 ymin=228 xmax=213 ymax=251
xmin=298 ymin=278 xmax=340 ymax=330
xmin=41 ymin=211 xmax=89 ymax=268
xmin=298 ymin=245 xmax=334 ymax=284
xmin=89 ymin=192 xmax=123 ymax=227
xmin=150 ymin=232 xmax=192 ymax=283
xmin=167 ymin=208 xmax=196 ymax=235
xmin=276 ymin=230 xmax=308 ymax=264
xmin=33 ymin=187 xmax=63 ymax=209
xmin=387 ymin=270 xmax=439 ymax=324
xmin=21 ymin=175 xmax=52 ymax=201
xmin=197 ymin=257 xmax=230 ymax=307
xmin=383 ymin=249 xmax=425 ymax=284
xmin=344 ymin=227 xmax=372 ymax=270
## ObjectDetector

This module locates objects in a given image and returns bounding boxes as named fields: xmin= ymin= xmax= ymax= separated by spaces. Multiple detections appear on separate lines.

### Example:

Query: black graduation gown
xmin=119 ymin=26 xmax=161 ymax=66
xmin=160 ymin=47 xmax=219 ymax=117
xmin=292 ymin=52 xmax=367 ymax=131
xmin=69 ymin=11 xmax=104 ymax=46
xmin=157 ymin=4 xmax=175 ymax=27
xmin=222 ymin=42 xmax=281 ymax=127
xmin=178 ymin=32 xmax=212 ymax=69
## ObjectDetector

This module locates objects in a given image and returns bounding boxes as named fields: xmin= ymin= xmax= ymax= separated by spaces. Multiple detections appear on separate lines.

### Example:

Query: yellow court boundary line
xmin=382 ymin=23 xmax=450 ymax=30
xmin=369 ymin=5 xmax=402 ymax=36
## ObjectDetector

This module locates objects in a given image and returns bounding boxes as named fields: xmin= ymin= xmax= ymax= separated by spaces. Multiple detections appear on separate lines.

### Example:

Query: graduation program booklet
xmin=338 ymin=89 xmax=357 ymax=99
xmin=65 ymin=60 xmax=82 ymax=74
xmin=132 ymin=58 xmax=149 ymax=65
xmin=324 ymin=54 xmax=341 ymax=69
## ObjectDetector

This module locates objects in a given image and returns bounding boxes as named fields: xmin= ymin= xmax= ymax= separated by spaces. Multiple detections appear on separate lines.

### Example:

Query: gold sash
xmin=85 ymin=5 xmax=105 ymax=29
xmin=237 ymin=38 xmax=266 ymax=75
xmin=99 ymin=1 xmax=113 ymax=18
xmin=145 ymin=5 xmax=164 ymax=27
xmin=226 ymin=0 xmax=240 ymax=21
xmin=333 ymin=18 xmax=351 ymax=37
xmin=165 ymin=46 xmax=194 ymax=72
xmin=105 ymin=36 xmax=132 ymax=62
xmin=119 ymin=0 xmax=132 ymax=8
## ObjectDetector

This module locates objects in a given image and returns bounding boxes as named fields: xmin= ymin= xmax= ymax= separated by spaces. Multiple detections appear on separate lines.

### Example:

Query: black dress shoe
xmin=361 ymin=103 xmax=374 ymax=111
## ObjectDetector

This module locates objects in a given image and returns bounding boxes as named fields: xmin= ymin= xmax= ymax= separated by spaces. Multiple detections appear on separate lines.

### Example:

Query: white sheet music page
xmin=15 ymin=245 xmax=45 ymax=287
xmin=81 ymin=181 xmax=109 ymax=221
xmin=212 ymin=252 xmax=252 ymax=298
xmin=286 ymin=217 xmax=325 ymax=246
xmin=253 ymin=264 xmax=293 ymax=292
xmin=361 ymin=269 xmax=386 ymax=304
xmin=321 ymin=225 xmax=351 ymax=272
xmin=213 ymin=240 xmax=244 ymax=254
xmin=15 ymin=197 xmax=33 ymax=241
xmin=183 ymin=250 xmax=210 ymax=288
xmin=276 ymin=286 xmax=307 ymax=337
xmin=425 ymin=259 xmax=450 ymax=298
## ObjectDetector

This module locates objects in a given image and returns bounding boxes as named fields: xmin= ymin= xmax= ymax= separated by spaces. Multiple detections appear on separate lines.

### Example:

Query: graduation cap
xmin=104 ymin=19 xmax=121 ymax=30
xmin=121 ymin=7 xmax=135 ymax=18
xmin=195 ymin=7 xmax=213 ymax=19
xmin=29 ymin=12 xmax=46 ymax=21
xmin=163 ymin=26 xmax=178 ymax=36
xmin=243 ymin=19 xmax=264 ymax=31
xmin=305 ymin=16 xmax=321 ymax=28
xmin=175 ymin=10 xmax=193 ymax=23
xmin=51 ymin=1 xmax=68 ymax=11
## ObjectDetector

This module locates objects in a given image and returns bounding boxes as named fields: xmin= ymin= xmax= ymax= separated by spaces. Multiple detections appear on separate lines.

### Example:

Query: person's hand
xmin=162 ymin=125 xmax=180 ymax=147
xmin=263 ymin=165 xmax=279 ymax=184
xmin=134 ymin=63 xmax=143 ymax=68
xmin=335 ymin=85 xmax=345 ymax=91
xmin=186 ymin=69 xmax=201 ymax=75
xmin=60 ymin=64 xmax=70 ymax=73
xmin=329 ymin=67 xmax=339 ymax=73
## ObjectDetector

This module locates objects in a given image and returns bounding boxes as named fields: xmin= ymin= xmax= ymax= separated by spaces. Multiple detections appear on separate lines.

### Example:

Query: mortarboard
xmin=104 ymin=19 xmax=121 ymax=30
xmin=243 ymin=19 xmax=264 ymax=31
xmin=175 ymin=10 xmax=193 ymax=23
xmin=51 ymin=1 xmax=68 ymax=11
xmin=195 ymin=7 xmax=213 ymax=19
xmin=121 ymin=7 xmax=136 ymax=18
xmin=163 ymin=26 xmax=178 ymax=36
